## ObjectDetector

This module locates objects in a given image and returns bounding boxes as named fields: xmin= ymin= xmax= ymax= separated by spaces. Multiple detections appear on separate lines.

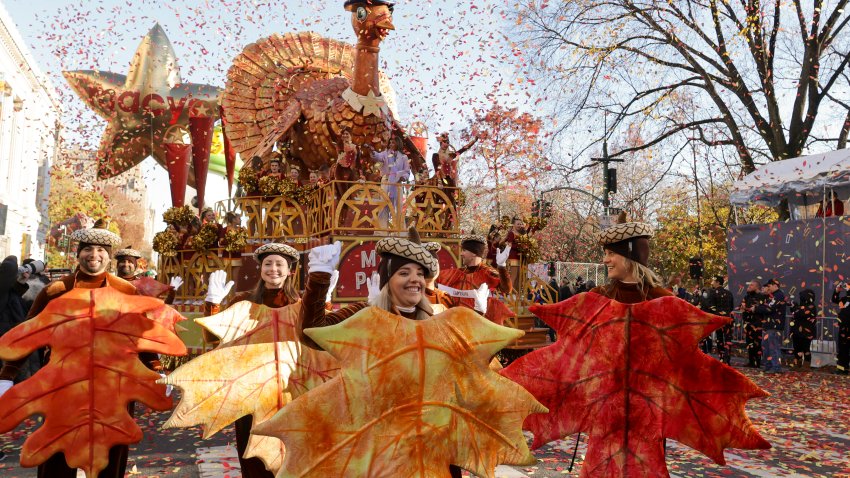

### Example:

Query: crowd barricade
xmin=729 ymin=312 xmax=838 ymax=362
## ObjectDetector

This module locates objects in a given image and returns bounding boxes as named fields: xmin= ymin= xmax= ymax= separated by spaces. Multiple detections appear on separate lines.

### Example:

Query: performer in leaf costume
xmin=114 ymin=246 xmax=182 ymax=303
xmin=501 ymin=216 xmax=771 ymax=477
xmin=263 ymin=226 xmax=543 ymax=477
xmin=201 ymin=242 xmax=304 ymax=478
xmin=0 ymin=222 xmax=186 ymax=478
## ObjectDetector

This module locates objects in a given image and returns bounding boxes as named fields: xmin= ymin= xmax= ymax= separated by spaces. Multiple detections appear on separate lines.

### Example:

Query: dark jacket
xmin=742 ymin=291 xmax=769 ymax=327
xmin=791 ymin=289 xmax=818 ymax=338
xmin=558 ymin=284 xmax=573 ymax=302
xmin=714 ymin=287 xmax=735 ymax=316
xmin=764 ymin=289 xmax=787 ymax=330
xmin=0 ymin=256 xmax=27 ymax=337
xmin=833 ymin=288 xmax=850 ymax=331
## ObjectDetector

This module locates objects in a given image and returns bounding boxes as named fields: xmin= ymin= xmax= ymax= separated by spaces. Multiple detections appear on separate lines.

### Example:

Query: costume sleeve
xmin=299 ymin=271 xmax=369 ymax=349
xmin=497 ymin=266 xmax=513 ymax=294
xmin=431 ymin=152 xmax=441 ymax=172
xmin=164 ymin=289 xmax=176 ymax=305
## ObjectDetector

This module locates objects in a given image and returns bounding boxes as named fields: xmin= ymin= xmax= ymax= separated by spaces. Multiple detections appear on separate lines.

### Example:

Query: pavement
xmin=1 ymin=357 xmax=848 ymax=477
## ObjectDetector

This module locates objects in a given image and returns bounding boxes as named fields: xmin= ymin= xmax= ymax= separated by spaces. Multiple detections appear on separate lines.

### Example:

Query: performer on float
xmin=500 ymin=216 xmax=527 ymax=261
xmin=437 ymin=234 xmax=513 ymax=323
xmin=431 ymin=132 xmax=477 ymax=189
xmin=203 ymin=243 xmax=302 ymax=478
xmin=287 ymin=163 xmax=303 ymax=188
xmin=0 ymin=222 xmax=165 ymax=478
xmin=331 ymin=130 xmax=360 ymax=191
xmin=115 ymin=247 xmax=182 ymax=304
xmin=590 ymin=217 xmax=672 ymax=302
xmin=265 ymin=156 xmax=283 ymax=180
xmin=371 ymin=136 xmax=411 ymax=225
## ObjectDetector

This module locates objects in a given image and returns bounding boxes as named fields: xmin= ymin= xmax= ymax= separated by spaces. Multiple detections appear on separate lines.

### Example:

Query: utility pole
xmin=590 ymin=138 xmax=624 ymax=216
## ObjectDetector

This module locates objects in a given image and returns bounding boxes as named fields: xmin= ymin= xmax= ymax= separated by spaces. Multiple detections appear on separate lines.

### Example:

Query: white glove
xmin=308 ymin=241 xmax=342 ymax=274
xmin=495 ymin=244 xmax=511 ymax=267
xmin=366 ymin=272 xmax=381 ymax=302
xmin=0 ymin=380 xmax=13 ymax=397
xmin=169 ymin=276 xmax=184 ymax=290
xmin=474 ymin=283 xmax=489 ymax=315
xmin=159 ymin=373 xmax=173 ymax=397
xmin=205 ymin=270 xmax=234 ymax=304
xmin=325 ymin=270 xmax=340 ymax=303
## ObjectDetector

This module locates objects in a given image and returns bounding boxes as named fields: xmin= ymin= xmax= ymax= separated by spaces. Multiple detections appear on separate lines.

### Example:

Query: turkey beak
xmin=376 ymin=16 xmax=395 ymax=31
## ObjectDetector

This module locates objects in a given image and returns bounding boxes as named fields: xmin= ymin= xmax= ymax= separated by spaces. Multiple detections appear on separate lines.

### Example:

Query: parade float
xmin=78 ymin=21 xmax=560 ymax=354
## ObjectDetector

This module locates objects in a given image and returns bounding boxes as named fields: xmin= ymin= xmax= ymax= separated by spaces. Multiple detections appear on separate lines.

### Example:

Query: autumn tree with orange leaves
xmin=459 ymin=104 xmax=549 ymax=222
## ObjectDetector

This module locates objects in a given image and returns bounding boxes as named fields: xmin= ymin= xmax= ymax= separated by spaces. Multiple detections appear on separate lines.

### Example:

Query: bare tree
xmin=515 ymin=0 xmax=850 ymax=201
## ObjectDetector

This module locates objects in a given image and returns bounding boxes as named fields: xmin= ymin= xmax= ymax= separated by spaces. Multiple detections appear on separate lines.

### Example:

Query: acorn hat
xmin=71 ymin=220 xmax=121 ymax=256
xmin=114 ymin=246 xmax=143 ymax=260
xmin=597 ymin=213 xmax=653 ymax=266
xmin=375 ymin=227 xmax=438 ymax=288
xmin=254 ymin=243 xmax=300 ymax=264
xmin=423 ymin=242 xmax=442 ymax=254
xmin=460 ymin=232 xmax=488 ymax=258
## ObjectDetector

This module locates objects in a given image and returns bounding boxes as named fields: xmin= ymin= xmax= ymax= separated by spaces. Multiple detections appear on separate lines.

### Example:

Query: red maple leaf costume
xmin=501 ymin=293 xmax=770 ymax=477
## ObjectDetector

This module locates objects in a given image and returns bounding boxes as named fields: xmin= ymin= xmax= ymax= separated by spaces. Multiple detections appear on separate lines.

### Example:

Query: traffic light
xmin=607 ymin=168 xmax=618 ymax=194
xmin=531 ymin=199 xmax=541 ymax=218
xmin=543 ymin=200 xmax=553 ymax=218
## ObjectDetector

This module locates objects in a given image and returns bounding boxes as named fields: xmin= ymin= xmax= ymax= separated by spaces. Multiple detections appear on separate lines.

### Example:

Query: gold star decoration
xmin=63 ymin=24 xmax=221 ymax=186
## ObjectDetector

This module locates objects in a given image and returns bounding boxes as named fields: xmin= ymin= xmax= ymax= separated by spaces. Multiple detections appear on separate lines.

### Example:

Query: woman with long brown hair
xmin=204 ymin=242 xmax=301 ymax=478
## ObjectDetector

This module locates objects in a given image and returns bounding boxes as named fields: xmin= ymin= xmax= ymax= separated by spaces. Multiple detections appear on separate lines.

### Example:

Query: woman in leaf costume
xmin=590 ymin=215 xmax=673 ymax=303
xmin=501 ymin=215 xmax=771 ymax=478
xmin=301 ymin=228 xmax=474 ymax=477
xmin=204 ymin=242 xmax=301 ymax=478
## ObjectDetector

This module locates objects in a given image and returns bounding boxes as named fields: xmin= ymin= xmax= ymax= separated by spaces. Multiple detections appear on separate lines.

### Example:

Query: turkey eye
xmin=356 ymin=6 xmax=368 ymax=21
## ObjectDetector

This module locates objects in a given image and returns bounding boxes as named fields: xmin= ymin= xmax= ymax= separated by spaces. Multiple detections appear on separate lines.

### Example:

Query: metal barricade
xmin=729 ymin=311 xmax=837 ymax=354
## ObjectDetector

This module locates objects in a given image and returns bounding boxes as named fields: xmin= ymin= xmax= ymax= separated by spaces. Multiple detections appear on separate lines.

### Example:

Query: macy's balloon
xmin=63 ymin=24 xmax=221 ymax=188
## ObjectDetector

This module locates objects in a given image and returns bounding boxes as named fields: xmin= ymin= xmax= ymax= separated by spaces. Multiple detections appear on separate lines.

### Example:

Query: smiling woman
xmin=591 ymin=217 xmax=671 ymax=304
xmin=299 ymin=227 xmax=437 ymax=346
xmin=202 ymin=241 xmax=301 ymax=478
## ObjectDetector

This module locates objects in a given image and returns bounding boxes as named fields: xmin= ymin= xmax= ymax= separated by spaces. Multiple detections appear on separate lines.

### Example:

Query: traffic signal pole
xmin=590 ymin=139 xmax=624 ymax=216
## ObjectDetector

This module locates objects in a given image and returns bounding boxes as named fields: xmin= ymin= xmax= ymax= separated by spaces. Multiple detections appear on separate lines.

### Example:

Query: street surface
xmin=1 ymin=357 xmax=848 ymax=477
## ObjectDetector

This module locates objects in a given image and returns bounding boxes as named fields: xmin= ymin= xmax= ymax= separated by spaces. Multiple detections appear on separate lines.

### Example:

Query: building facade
xmin=0 ymin=3 xmax=60 ymax=260
xmin=61 ymin=148 xmax=158 ymax=258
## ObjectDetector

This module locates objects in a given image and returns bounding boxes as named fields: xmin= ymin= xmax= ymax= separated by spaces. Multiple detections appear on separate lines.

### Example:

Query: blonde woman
xmin=590 ymin=218 xmax=672 ymax=303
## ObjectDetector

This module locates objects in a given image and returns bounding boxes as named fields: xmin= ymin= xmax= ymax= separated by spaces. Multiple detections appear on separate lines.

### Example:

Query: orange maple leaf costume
xmin=0 ymin=275 xmax=185 ymax=477
xmin=0 ymin=225 xmax=185 ymax=478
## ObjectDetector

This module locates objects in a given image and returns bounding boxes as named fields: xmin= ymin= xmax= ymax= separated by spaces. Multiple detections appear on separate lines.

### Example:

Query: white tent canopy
xmin=730 ymin=148 xmax=850 ymax=206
